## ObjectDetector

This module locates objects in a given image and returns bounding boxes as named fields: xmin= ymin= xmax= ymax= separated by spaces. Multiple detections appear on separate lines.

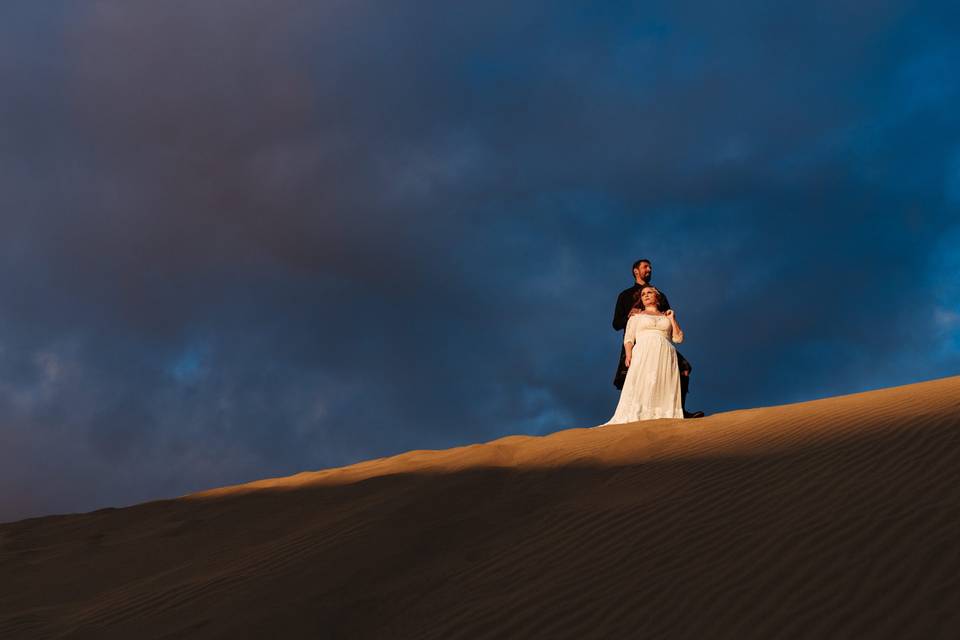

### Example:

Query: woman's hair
xmin=633 ymin=285 xmax=668 ymax=312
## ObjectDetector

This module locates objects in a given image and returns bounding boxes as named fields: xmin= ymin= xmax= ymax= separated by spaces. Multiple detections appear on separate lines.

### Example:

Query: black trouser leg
xmin=676 ymin=350 xmax=692 ymax=412
xmin=680 ymin=371 xmax=689 ymax=411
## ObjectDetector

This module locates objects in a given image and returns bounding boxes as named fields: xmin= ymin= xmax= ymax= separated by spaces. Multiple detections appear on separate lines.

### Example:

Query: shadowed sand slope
xmin=2 ymin=376 xmax=960 ymax=639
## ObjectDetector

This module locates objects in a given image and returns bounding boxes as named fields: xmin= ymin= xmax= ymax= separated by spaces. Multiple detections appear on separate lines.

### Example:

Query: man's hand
xmin=628 ymin=308 xmax=641 ymax=318
xmin=664 ymin=309 xmax=675 ymax=319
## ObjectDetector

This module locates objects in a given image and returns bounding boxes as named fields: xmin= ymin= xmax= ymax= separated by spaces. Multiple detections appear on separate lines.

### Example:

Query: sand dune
xmin=2 ymin=376 xmax=960 ymax=639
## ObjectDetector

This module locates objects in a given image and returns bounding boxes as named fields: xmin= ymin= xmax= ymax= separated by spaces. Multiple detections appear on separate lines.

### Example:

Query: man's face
xmin=634 ymin=261 xmax=652 ymax=282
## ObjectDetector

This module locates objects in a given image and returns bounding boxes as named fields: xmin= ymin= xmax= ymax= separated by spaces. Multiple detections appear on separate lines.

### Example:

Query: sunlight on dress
xmin=605 ymin=314 xmax=683 ymax=423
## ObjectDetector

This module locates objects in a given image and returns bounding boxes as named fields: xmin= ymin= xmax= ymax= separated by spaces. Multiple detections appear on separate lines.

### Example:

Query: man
xmin=612 ymin=258 xmax=704 ymax=419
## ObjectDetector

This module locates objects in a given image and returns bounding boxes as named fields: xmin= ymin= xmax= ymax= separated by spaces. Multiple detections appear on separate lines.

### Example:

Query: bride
xmin=605 ymin=286 xmax=685 ymax=423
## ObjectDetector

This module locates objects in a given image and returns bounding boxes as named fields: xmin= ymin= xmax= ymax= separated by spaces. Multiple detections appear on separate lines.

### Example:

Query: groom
xmin=612 ymin=258 xmax=704 ymax=419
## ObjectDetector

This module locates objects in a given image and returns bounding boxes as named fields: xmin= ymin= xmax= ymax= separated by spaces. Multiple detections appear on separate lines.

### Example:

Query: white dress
xmin=605 ymin=313 xmax=684 ymax=423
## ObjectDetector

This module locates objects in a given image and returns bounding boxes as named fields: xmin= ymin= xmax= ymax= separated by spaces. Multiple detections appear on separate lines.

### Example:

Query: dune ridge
xmin=2 ymin=375 xmax=960 ymax=639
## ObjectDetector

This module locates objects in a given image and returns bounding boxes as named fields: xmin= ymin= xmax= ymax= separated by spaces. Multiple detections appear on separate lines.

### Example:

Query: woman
xmin=605 ymin=286 xmax=684 ymax=423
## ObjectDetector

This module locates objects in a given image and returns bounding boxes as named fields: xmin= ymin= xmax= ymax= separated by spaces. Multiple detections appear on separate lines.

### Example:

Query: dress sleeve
xmin=624 ymin=315 xmax=637 ymax=345
xmin=671 ymin=326 xmax=684 ymax=344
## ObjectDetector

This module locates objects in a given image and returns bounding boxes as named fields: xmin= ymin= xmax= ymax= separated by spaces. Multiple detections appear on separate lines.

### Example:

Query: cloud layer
xmin=1 ymin=0 xmax=958 ymax=520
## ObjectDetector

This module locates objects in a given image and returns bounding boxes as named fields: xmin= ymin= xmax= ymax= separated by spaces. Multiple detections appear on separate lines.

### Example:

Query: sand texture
xmin=2 ymin=375 xmax=960 ymax=639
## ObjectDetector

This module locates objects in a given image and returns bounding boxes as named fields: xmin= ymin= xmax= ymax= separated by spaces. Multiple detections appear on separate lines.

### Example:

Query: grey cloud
xmin=0 ymin=0 xmax=958 ymax=521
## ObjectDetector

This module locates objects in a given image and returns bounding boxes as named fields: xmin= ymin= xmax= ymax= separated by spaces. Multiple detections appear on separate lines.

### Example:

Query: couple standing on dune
xmin=604 ymin=258 xmax=704 ymax=425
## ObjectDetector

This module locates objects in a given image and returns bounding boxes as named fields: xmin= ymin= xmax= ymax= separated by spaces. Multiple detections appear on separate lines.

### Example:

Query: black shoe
xmin=683 ymin=410 xmax=705 ymax=419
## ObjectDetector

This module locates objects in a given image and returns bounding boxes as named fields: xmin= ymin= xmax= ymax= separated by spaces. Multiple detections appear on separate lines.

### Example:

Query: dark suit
xmin=612 ymin=283 xmax=692 ymax=408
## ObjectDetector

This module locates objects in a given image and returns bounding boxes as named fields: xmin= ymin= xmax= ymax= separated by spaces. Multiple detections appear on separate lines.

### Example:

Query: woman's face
xmin=640 ymin=288 xmax=658 ymax=307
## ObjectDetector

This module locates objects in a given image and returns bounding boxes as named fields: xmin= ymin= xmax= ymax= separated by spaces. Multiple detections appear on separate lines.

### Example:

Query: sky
xmin=1 ymin=0 xmax=958 ymax=522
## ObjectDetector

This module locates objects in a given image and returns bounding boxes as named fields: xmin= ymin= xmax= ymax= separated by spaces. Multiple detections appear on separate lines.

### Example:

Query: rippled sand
xmin=3 ymin=375 xmax=960 ymax=639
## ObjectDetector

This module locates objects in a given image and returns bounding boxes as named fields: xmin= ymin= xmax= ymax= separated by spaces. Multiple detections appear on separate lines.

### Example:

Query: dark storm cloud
xmin=1 ymin=0 xmax=958 ymax=520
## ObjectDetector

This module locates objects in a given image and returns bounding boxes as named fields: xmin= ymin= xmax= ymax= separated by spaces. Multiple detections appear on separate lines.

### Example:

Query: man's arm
xmin=612 ymin=290 xmax=632 ymax=331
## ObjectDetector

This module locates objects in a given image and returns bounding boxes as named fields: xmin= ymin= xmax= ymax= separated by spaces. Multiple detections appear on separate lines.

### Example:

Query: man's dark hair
xmin=632 ymin=258 xmax=651 ymax=273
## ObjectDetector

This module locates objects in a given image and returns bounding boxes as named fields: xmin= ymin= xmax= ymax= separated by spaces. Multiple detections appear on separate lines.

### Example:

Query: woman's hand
xmin=666 ymin=309 xmax=684 ymax=344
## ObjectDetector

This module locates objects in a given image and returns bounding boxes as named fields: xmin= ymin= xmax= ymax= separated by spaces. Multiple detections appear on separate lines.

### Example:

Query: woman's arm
xmin=623 ymin=315 xmax=637 ymax=366
xmin=665 ymin=310 xmax=684 ymax=344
